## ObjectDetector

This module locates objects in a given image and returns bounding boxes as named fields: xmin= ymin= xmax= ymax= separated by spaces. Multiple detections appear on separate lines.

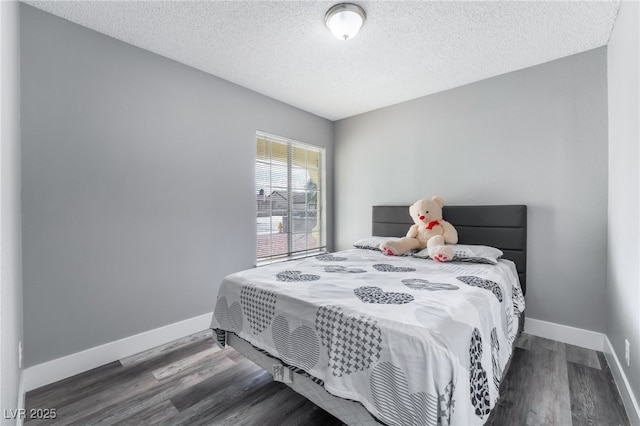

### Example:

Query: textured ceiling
xmin=25 ymin=1 xmax=620 ymax=121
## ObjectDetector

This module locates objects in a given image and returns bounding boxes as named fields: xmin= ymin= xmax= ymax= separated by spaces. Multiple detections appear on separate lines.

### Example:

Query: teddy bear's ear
xmin=432 ymin=196 xmax=444 ymax=208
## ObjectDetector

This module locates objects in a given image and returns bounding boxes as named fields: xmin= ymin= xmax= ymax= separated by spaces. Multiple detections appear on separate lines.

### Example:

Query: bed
xmin=210 ymin=204 xmax=527 ymax=425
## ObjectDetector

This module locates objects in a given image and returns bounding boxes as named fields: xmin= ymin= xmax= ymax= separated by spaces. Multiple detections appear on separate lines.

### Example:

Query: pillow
xmin=413 ymin=244 xmax=503 ymax=264
xmin=353 ymin=236 xmax=399 ymax=251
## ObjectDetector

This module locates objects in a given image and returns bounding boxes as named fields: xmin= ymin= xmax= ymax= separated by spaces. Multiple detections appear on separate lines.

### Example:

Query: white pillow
xmin=413 ymin=244 xmax=503 ymax=264
xmin=353 ymin=236 xmax=399 ymax=251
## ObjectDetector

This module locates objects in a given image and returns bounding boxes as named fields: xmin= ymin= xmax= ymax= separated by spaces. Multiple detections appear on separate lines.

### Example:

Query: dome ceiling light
xmin=325 ymin=3 xmax=366 ymax=41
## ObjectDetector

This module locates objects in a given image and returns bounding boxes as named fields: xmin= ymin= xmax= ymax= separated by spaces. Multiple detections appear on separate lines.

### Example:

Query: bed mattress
xmin=210 ymin=248 xmax=525 ymax=425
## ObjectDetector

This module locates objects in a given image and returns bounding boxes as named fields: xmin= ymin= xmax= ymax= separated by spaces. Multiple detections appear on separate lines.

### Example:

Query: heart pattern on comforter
xmin=316 ymin=254 xmax=348 ymax=261
xmin=240 ymin=284 xmax=277 ymax=335
xmin=354 ymin=286 xmax=414 ymax=304
xmin=214 ymin=297 xmax=243 ymax=333
xmin=316 ymin=305 xmax=382 ymax=377
xmin=276 ymin=270 xmax=321 ymax=282
xmin=457 ymin=276 xmax=503 ymax=302
xmin=373 ymin=263 xmax=416 ymax=272
xmin=469 ymin=328 xmax=491 ymax=418
xmin=370 ymin=362 xmax=440 ymax=426
xmin=272 ymin=315 xmax=320 ymax=371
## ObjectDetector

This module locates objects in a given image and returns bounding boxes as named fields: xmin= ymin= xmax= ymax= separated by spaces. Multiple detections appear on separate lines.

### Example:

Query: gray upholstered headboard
xmin=372 ymin=205 xmax=527 ymax=294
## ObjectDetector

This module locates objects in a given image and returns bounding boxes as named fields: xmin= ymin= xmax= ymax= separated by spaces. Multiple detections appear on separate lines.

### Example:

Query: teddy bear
xmin=380 ymin=196 xmax=458 ymax=262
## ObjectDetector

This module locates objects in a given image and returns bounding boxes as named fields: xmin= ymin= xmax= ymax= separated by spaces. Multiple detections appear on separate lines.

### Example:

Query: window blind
xmin=256 ymin=132 xmax=326 ymax=263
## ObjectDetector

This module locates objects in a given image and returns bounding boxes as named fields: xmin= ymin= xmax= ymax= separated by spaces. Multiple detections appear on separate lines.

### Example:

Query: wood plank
xmin=515 ymin=333 xmax=566 ymax=356
xmin=162 ymin=370 xmax=276 ymax=426
xmin=25 ymin=338 xmax=216 ymax=416
xmin=151 ymin=345 xmax=222 ymax=381
xmin=120 ymin=329 xmax=214 ymax=367
xmin=27 ymin=350 xmax=234 ymax=426
xmin=565 ymin=343 xmax=601 ymax=370
xmin=242 ymin=387 xmax=313 ymax=425
xmin=170 ymin=356 xmax=266 ymax=413
xmin=25 ymin=361 xmax=124 ymax=412
xmin=214 ymin=385 xmax=309 ymax=426
xmin=84 ymin=356 xmax=238 ymax=425
xmin=567 ymin=361 xmax=630 ymax=426
xmin=111 ymin=400 xmax=179 ymax=426
xmin=514 ymin=332 xmax=533 ymax=349
xmin=279 ymin=397 xmax=345 ymax=426
xmin=25 ymin=372 xmax=159 ymax=426
xmin=487 ymin=344 xmax=572 ymax=426
xmin=487 ymin=347 xmax=526 ymax=426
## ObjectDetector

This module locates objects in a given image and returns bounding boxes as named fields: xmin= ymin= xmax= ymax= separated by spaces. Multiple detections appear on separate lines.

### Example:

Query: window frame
xmin=255 ymin=131 xmax=326 ymax=265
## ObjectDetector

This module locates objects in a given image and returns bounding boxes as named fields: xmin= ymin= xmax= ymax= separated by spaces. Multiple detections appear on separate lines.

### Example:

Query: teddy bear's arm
xmin=441 ymin=221 xmax=459 ymax=244
xmin=406 ymin=224 xmax=419 ymax=238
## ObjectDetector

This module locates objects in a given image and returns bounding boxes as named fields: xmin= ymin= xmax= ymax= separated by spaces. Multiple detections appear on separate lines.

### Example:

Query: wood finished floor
xmin=25 ymin=330 xmax=630 ymax=426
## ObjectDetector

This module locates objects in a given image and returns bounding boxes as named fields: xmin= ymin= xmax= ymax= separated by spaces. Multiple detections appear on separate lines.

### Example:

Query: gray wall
xmin=607 ymin=0 xmax=640 ymax=411
xmin=1 ymin=0 xmax=23 ymax=421
xmin=21 ymin=4 xmax=333 ymax=367
xmin=334 ymin=48 xmax=608 ymax=333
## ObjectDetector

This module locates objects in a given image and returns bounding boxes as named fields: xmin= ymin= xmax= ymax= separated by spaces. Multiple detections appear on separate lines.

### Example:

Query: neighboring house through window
xmin=256 ymin=131 xmax=326 ymax=263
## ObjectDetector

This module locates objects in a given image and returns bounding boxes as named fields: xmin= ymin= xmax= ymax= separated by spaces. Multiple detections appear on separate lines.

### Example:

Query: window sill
xmin=256 ymin=249 xmax=327 ymax=267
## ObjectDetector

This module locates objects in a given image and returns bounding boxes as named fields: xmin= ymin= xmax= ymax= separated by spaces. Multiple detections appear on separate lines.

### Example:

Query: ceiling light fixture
xmin=325 ymin=3 xmax=366 ymax=41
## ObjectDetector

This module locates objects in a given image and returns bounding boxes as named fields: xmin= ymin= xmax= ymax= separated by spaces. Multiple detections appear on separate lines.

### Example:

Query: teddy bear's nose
xmin=419 ymin=215 xmax=425 ymax=221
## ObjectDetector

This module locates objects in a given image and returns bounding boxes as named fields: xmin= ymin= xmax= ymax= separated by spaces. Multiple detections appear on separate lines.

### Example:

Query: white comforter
xmin=210 ymin=248 xmax=525 ymax=426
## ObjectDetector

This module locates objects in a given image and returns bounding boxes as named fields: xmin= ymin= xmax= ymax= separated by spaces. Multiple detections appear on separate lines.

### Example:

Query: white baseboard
xmin=604 ymin=336 xmax=640 ymax=426
xmin=524 ymin=317 xmax=604 ymax=351
xmin=23 ymin=312 xmax=213 ymax=392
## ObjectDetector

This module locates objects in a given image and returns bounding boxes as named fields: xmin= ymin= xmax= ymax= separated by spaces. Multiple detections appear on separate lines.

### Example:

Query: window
xmin=256 ymin=131 xmax=326 ymax=263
